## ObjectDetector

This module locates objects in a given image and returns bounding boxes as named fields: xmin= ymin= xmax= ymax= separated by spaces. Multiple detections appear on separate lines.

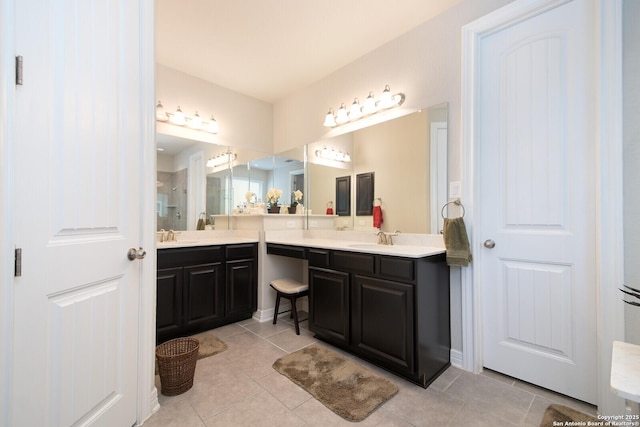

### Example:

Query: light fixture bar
xmin=156 ymin=101 xmax=220 ymax=134
xmin=206 ymin=151 xmax=237 ymax=168
xmin=315 ymin=146 xmax=351 ymax=163
xmin=323 ymin=85 xmax=405 ymax=128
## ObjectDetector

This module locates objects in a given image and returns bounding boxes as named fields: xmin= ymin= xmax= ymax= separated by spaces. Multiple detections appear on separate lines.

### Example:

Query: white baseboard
xmin=450 ymin=349 xmax=463 ymax=369
xmin=253 ymin=302 xmax=292 ymax=323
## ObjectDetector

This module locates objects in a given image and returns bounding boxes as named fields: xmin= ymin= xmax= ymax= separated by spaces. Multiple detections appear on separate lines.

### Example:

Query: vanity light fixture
xmin=323 ymin=109 xmax=337 ymax=127
xmin=323 ymin=85 xmax=405 ymax=127
xmin=206 ymin=151 xmax=237 ymax=168
xmin=156 ymin=101 xmax=220 ymax=134
xmin=315 ymin=146 xmax=352 ymax=163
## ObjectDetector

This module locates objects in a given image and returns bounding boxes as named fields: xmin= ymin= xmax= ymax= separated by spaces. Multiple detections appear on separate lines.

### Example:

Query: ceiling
xmin=156 ymin=0 xmax=463 ymax=104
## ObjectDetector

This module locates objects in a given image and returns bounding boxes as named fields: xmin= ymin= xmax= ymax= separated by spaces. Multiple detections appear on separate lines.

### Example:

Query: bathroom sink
xmin=347 ymin=244 xmax=381 ymax=249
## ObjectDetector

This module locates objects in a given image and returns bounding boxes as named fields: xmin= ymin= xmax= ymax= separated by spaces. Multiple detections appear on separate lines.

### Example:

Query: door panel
xmin=479 ymin=0 xmax=596 ymax=403
xmin=12 ymin=0 xmax=146 ymax=425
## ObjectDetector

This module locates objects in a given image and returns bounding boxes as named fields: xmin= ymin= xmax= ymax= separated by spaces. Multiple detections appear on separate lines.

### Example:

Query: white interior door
xmin=11 ymin=1 xmax=148 ymax=425
xmin=477 ymin=0 xmax=597 ymax=403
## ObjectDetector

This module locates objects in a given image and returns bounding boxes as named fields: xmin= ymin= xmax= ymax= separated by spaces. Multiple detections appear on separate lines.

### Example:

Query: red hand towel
xmin=373 ymin=205 xmax=383 ymax=228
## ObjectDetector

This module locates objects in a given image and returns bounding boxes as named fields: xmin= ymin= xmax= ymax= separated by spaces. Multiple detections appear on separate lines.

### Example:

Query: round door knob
xmin=127 ymin=247 xmax=147 ymax=261
xmin=483 ymin=239 xmax=496 ymax=249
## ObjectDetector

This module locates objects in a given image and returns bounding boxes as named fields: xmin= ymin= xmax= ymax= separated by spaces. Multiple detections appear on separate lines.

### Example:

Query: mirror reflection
xmin=307 ymin=104 xmax=448 ymax=234
xmin=157 ymin=104 xmax=447 ymax=234
xmin=156 ymin=133 xmax=232 ymax=231
xmin=230 ymin=148 xmax=304 ymax=214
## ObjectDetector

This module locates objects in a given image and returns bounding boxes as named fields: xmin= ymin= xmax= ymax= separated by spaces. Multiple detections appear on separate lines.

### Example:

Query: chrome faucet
xmin=159 ymin=229 xmax=167 ymax=242
xmin=376 ymin=230 xmax=398 ymax=245
xmin=167 ymin=230 xmax=176 ymax=242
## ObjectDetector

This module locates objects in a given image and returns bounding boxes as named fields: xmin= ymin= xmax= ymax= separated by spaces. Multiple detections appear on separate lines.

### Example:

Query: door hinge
xmin=15 ymin=248 xmax=22 ymax=277
xmin=15 ymin=56 xmax=23 ymax=85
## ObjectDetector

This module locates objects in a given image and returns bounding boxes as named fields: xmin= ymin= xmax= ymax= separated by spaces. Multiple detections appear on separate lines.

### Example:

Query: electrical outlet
xmin=287 ymin=221 xmax=295 ymax=228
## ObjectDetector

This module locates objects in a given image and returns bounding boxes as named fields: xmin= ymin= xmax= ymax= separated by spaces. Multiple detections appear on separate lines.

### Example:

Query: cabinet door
xmin=226 ymin=259 xmax=256 ymax=316
xmin=183 ymin=262 xmax=224 ymax=331
xmin=309 ymin=268 xmax=350 ymax=344
xmin=353 ymin=275 xmax=415 ymax=374
xmin=156 ymin=267 xmax=183 ymax=343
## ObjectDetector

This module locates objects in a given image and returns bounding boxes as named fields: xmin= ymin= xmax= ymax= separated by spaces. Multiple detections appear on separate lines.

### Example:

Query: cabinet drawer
xmin=307 ymin=248 xmax=331 ymax=268
xmin=379 ymin=256 xmax=416 ymax=283
xmin=158 ymin=246 xmax=223 ymax=268
xmin=333 ymin=251 xmax=375 ymax=275
xmin=266 ymin=243 xmax=305 ymax=259
xmin=226 ymin=243 xmax=256 ymax=260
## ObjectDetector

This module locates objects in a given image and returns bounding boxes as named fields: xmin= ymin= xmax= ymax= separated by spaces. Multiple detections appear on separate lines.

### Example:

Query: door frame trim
xmin=0 ymin=0 xmax=15 ymax=424
xmin=460 ymin=0 xmax=624 ymax=414
xmin=137 ymin=0 xmax=160 ymax=424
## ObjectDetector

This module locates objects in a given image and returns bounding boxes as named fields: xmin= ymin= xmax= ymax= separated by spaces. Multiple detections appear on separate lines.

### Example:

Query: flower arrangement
xmin=245 ymin=192 xmax=255 ymax=204
xmin=290 ymin=190 xmax=303 ymax=209
xmin=265 ymin=188 xmax=283 ymax=206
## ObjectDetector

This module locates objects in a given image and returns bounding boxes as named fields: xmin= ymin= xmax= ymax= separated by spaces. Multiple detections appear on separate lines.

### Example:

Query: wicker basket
xmin=156 ymin=337 xmax=200 ymax=396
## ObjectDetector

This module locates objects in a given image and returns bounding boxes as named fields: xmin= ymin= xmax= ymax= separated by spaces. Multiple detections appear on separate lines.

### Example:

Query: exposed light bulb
xmin=379 ymin=85 xmax=393 ymax=108
xmin=189 ymin=111 xmax=203 ymax=129
xmin=362 ymin=92 xmax=377 ymax=115
xmin=207 ymin=116 xmax=219 ymax=134
xmin=323 ymin=109 xmax=337 ymax=127
xmin=171 ymin=106 xmax=186 ymax=126
xmin=156 ymin=101 xmax=169 ymax=121
xmin=349 ymin=98 xmax=362 ymax=120
xmin=335 ymin=103 xmax=349 ymax=124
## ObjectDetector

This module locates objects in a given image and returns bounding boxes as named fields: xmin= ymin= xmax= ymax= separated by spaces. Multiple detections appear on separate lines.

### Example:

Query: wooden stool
xmin=270 ymin=278 xmax=309 ymax=335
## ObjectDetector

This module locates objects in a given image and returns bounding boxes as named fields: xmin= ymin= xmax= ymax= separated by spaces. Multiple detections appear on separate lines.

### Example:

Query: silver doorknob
xmin=127 ymin=247 xmax=147 ymax=261
xmin=484 ymin=239 xmax=496 ymax=249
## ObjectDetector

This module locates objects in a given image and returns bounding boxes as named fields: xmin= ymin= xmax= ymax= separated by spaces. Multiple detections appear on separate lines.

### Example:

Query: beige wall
xmin=156 ymin=64 xmax=273 ymax=153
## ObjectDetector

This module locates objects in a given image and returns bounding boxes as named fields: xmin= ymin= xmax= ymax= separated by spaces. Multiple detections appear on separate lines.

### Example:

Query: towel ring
xmin=441 ymin=199 xmax=465 ymax=219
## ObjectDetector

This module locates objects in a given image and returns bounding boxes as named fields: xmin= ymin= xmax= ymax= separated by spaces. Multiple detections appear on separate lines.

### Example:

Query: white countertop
xmin=266 ymin=237 xmax=445 ymax=258
xmin=611 ymin=340 xmax=640 ymax=402
xmin=157 ymin=237 xmax=259 ymax=249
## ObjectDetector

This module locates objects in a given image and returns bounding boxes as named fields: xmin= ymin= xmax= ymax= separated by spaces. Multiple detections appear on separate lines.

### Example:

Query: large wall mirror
xmin=306 ymin=103 xmax=448 ymax=234
xmin=156 ymin=130 xmax=307 ymax=232
xmin=157 ymin=103 xmax=447 ymax=234
xmin=156 ymin=133 xmax=233 ymax=231
xmin=229 ymin=147 xmax=304 ymax=214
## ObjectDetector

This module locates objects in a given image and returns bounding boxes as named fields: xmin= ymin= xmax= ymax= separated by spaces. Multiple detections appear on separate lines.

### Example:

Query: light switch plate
xmin=449 ymin=181 xmax=462 ymax=199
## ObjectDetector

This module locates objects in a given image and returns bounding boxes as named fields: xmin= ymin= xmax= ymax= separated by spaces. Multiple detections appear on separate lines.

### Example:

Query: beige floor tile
xmin=142 ymin=399 xmax=205 ymax=427
xmin=383 ymin=385 xmax=465 ymax=426
xmin=427 ymin=366 xmax=464 ymax=393
xmin=144 ymin=319 xmax=594 ymax=427
xmin=294 ymin=395 xmax=388 ymax=426
xmin=241 ymin=319 xmax=294 ymax=338
xmin=257 ymin=371 xmax=312 ymax=410
xmin=445 ymin=371 xmax=535 ymax=424
xmin=186 ymin=369 xmax=263 ymax=420
xmin=450 ymin=402 xmax=519 ymax=427
xmin=229 ymin=344 xmax=287 ymax=380
xmin=203 ymin=390 xmax=305 ymax=427
xmin=266 ymin=328 xmax=318 ymax=353
xmin=513 ymin=378 xmax=597 ymax=416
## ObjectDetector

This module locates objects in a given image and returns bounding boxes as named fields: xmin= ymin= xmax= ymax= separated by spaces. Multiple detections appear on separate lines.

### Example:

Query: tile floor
xmin=142 ymin=315 xmax=596 ymax=426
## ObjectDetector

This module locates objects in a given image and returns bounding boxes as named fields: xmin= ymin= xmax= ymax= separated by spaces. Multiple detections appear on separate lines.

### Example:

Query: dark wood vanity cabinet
xmin=308 ymin=267 xmax=350 ymax=344
xmin=156 ymin=243 xmax=257 ymax=343
xmin=226 ymin=244 xmax=258 ymax=317
xmin=352 ymin=275 xmax=415 ymax=375
xmin=307 ymin=249 xmax=450 ymax=388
